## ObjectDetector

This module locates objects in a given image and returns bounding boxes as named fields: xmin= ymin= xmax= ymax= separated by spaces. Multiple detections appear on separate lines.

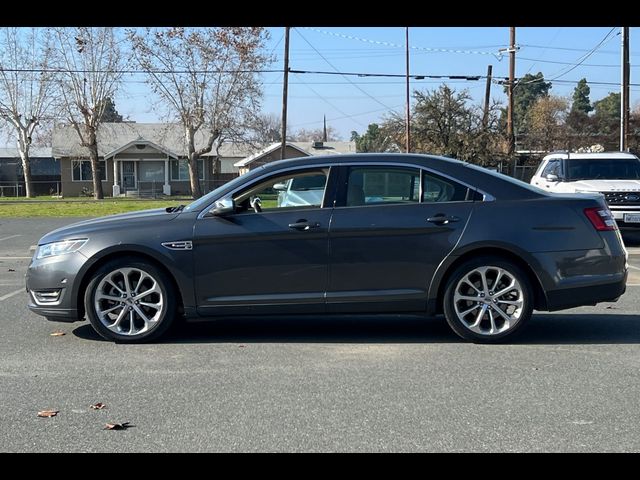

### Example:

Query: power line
xmin=293 ymin=28 xmax=399 ymax=114
xmin=301 ymin=27 xmax=503 ymax=58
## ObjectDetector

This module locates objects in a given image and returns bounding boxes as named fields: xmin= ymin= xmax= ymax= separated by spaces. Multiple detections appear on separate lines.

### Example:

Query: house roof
xmin=103 ymin=138 xmax=179 ymax=159
xmin=233 ymin=141 xmax=356 ymax=168
xmin=51 ymin=123 xmax=258 ymax=159
xmin=233 ymin=143 xmax=309 ymax=168
xmin=0 ymin=147 xmax=53 ymax=159
xmin=51 ymin=123 xmax=356 ymax=162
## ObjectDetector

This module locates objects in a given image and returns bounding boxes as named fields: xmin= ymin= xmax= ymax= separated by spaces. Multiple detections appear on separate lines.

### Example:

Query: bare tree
xmin=290 ymin=126 xmax=341 ymax=142
xmin=128 ymin=27 xmax=271 ymax=198
xmin=248 ymin=112 xmax=282 ymax=144
xmin=0 ymin=28 xmax=56 ymax=197
xmin=53 ymin=27 xmax=124 ymax=199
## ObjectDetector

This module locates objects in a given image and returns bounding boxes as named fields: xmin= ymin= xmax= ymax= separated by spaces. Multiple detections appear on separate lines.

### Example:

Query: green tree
xmin=571 ymin=78 xmax=593 ymax=115
xmin=381 ymin=85 xmax=503 ymax=164
xmin=502 ymin=72 xmax=552 ymax=135
xmin=592 ymin=92 xmax=621 ymax=149
xmin=99 ymin=97 xmax=124 ymax=123
xmin=352 ymin=123 xmax=395 ymax=152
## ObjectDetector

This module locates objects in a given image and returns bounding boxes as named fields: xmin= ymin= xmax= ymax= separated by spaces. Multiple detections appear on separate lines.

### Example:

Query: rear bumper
xmin=544 ymin=272 xmax=627 ymax=311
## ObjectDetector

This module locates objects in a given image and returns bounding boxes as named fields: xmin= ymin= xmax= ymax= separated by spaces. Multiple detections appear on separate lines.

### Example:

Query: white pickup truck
xmin=530 ymin=151 xmax=640 ymax=227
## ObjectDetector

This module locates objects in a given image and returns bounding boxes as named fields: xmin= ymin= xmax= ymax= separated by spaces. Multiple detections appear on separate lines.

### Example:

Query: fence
xmin=0 ymin=180 xmax=62 ymax=197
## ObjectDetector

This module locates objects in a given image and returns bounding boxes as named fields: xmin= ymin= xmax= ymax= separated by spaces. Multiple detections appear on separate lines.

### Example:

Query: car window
xmin=541 ymin=159 xmax=561 ymax=177
xmin=422 ymin=171 xmax=469 ymax=202
xmin=346 ymin=167 xmax=420 ymax=206
xmin=234 ymin=169 xmax=329 ymax=212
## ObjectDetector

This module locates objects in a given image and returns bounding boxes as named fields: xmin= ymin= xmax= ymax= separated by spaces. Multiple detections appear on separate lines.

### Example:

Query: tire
xmin=84 ymin=257 xmax=176 ymax=343
xmin=443 ymin=256 xmax=533 ymax=343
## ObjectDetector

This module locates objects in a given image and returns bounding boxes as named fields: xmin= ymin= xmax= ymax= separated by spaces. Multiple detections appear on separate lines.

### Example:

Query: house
xmin=52 ymin=122 xmax=357 ymax=197
xmin=52 ymin=123 xmax=258 ymax=197
xmin=0 ymin=147 xmax=58 ymax=196
xmin=234 ymin=140 xmax=356 ymax=175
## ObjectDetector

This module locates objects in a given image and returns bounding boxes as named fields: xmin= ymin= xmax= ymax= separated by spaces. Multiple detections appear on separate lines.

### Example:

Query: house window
xmin=72 ymin=160 xmax=107 ymax=181
xmin=170 ymin=159 xmax=205 ymax=181
xmin=138 ymin=161 xmax=165 ymax=182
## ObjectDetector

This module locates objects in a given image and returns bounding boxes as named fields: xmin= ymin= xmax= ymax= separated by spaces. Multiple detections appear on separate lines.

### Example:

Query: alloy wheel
xmin=93 ymin=267 xmax=165 ymax=337
xmin=452 ymin=265 xmax=525 ymax=336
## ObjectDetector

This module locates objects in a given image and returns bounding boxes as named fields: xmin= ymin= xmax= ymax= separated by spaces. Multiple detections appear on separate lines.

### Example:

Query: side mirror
xmin=272 ymin=182 xmax=288 ymax=192
xmin=545 ymin=173 xmax=560 ymax=182
xmin=211 ymin=197 xmax=235 ymax=216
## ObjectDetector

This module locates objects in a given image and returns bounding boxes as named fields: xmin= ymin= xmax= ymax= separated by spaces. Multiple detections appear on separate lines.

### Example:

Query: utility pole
xmin=405 ymin=27 xmax=411 ymax=153
xmin=482 ymin=65 xmax=493 ymax=130
xmin=507 ymin=27 xmax=516 ymax=171
xmin=621 ymin=26 xmax=630 ymax=152
xmin=281 ymin=26 xmax=291 ymax=160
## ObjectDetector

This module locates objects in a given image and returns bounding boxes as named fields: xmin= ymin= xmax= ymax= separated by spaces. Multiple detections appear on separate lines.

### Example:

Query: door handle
xmin=427 ymin=214 xmax=460 ymax=225
xmin=288 ymin=220 xmax=321 ymax=231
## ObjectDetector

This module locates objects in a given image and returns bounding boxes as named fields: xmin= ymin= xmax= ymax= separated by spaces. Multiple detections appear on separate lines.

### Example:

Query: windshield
xmin=566 ymin=158 xmax=640 ymax=180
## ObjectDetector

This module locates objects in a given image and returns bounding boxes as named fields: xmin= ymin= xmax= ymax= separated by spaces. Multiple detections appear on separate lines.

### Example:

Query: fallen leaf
xmin=90 ymin=402 xmax=106 ymax=410
xmin=8 ymin=269 xmax=15 ymax=272
xmin=50 ymin=331 xmax=66 ymax=337
xmin=238 ymin=344 xmax=247 ymax=348
xmin=104 ymin=422 xmax=132 ymax=430
xmin=37 ymin=409 xmax=59 ymax=418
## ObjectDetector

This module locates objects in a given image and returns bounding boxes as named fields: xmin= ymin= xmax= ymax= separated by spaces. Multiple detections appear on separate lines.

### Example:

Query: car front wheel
xmin=443 ymin=257 xmax=533 ymax=343
xmin=84 ymin=258 xmax=176 ymax=343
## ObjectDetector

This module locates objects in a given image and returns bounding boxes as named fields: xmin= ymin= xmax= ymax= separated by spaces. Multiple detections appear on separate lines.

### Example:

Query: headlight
xmin=36 ymin=238 xmax=88 ymax=259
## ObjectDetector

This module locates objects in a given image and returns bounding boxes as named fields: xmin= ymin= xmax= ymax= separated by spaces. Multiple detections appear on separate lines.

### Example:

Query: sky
xmin=24 ymin=26 xmax=640 ymax=144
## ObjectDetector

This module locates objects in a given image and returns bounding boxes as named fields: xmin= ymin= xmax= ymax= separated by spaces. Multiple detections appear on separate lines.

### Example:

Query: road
xmin=1 ymin=217 xmax=640 ymax=452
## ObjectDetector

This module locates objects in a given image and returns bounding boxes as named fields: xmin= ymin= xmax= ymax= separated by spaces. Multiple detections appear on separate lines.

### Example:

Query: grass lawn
xmin=0 ymin=197 xmax=189 ymax=217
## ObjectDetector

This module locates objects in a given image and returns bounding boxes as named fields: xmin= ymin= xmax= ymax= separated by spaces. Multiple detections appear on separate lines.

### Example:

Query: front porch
xmin=107 ymin=139 xmax=177 ymax=197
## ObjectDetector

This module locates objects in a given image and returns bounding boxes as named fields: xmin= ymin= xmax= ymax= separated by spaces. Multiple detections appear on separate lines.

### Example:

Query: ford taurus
xmin=26 ymin=154 xmax=628 ymax=343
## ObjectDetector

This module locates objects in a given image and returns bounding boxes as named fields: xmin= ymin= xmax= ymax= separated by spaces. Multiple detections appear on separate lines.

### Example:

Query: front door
xmin=327 ymin=165 xmax=475 ymax=312
xmin=193 ymin=167 xmax=336 ymax=316
xmin=122 ymin=161 xmax=136 ymax=190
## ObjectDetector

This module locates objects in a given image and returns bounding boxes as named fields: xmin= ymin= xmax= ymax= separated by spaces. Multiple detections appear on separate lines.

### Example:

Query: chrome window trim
xmin=197 ymin=161 xmax=494 ymax=219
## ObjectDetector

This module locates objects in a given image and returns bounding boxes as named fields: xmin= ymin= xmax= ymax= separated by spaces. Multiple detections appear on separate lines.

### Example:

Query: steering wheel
xmin=250 ymin=196 xmax=262 ymax=213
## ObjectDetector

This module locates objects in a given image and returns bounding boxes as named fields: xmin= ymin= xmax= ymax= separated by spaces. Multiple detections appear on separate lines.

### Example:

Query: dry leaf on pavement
xmin=90 ymin=403 xmax=106 ymax=410
xmin=104 ymin=422 xmax=132 ymax=430
xmin=37 ymin=409 xmax=59 ymax=418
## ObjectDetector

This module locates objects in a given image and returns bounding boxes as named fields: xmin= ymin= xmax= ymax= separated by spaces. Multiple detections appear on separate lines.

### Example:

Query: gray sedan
xmin=26 ymin=154 xmax=628 ymax=343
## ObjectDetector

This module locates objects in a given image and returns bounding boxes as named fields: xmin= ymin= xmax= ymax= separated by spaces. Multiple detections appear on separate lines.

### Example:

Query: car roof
xmin=543 ymin=152 xmax=639 ymax=160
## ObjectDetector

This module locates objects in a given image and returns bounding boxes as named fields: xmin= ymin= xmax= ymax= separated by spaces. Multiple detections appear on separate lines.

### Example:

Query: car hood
xmin=565 ymin=179 xmax=640 ymax=191
xmin=38 ymin=208 xmax=181 ymax=245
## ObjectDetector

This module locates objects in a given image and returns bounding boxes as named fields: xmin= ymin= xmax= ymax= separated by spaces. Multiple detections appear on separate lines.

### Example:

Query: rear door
xmin=327 ymin=164 xmax=475 ymax=313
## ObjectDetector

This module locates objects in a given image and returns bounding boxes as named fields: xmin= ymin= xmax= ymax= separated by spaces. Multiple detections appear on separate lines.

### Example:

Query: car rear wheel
xmin=84 ymin=258 xmax=176 ymax=343
xmin=443 ymin=257 xmax=533 ymax=343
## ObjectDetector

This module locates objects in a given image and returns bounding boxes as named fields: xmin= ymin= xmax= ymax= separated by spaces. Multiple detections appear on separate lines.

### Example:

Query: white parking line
xmin=0 ymin=256 xmax=32 ymax=260
xmin=628 ymin=265 xmax=640 ymax=271
xmin=0 ymin=235 xmax=21 ymax=242
xmin=0 ymin=288 xmax=23 ymax=301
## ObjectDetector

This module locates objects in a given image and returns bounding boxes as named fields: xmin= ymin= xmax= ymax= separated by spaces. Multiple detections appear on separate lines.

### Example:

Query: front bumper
xmin=611 ymin=208 xmax=640 ymax=228
xmin=26 ymin=252 xmax=85 ymax=322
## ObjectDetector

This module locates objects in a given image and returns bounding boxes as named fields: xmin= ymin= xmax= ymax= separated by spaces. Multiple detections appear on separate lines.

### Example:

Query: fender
xmin=426 ymin=240 xmax=550 ymax=315
xmin=71 ymin=243 xmax=196 ymax=314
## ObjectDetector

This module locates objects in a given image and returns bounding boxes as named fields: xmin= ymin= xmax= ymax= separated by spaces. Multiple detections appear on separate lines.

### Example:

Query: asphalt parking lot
xmin=1 ymin=217 xmax=640 ymax=452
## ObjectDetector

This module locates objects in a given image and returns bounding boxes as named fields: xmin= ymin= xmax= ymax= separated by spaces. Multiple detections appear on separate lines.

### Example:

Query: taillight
xmin=584 ymin=207 xmax=617 ymax=231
